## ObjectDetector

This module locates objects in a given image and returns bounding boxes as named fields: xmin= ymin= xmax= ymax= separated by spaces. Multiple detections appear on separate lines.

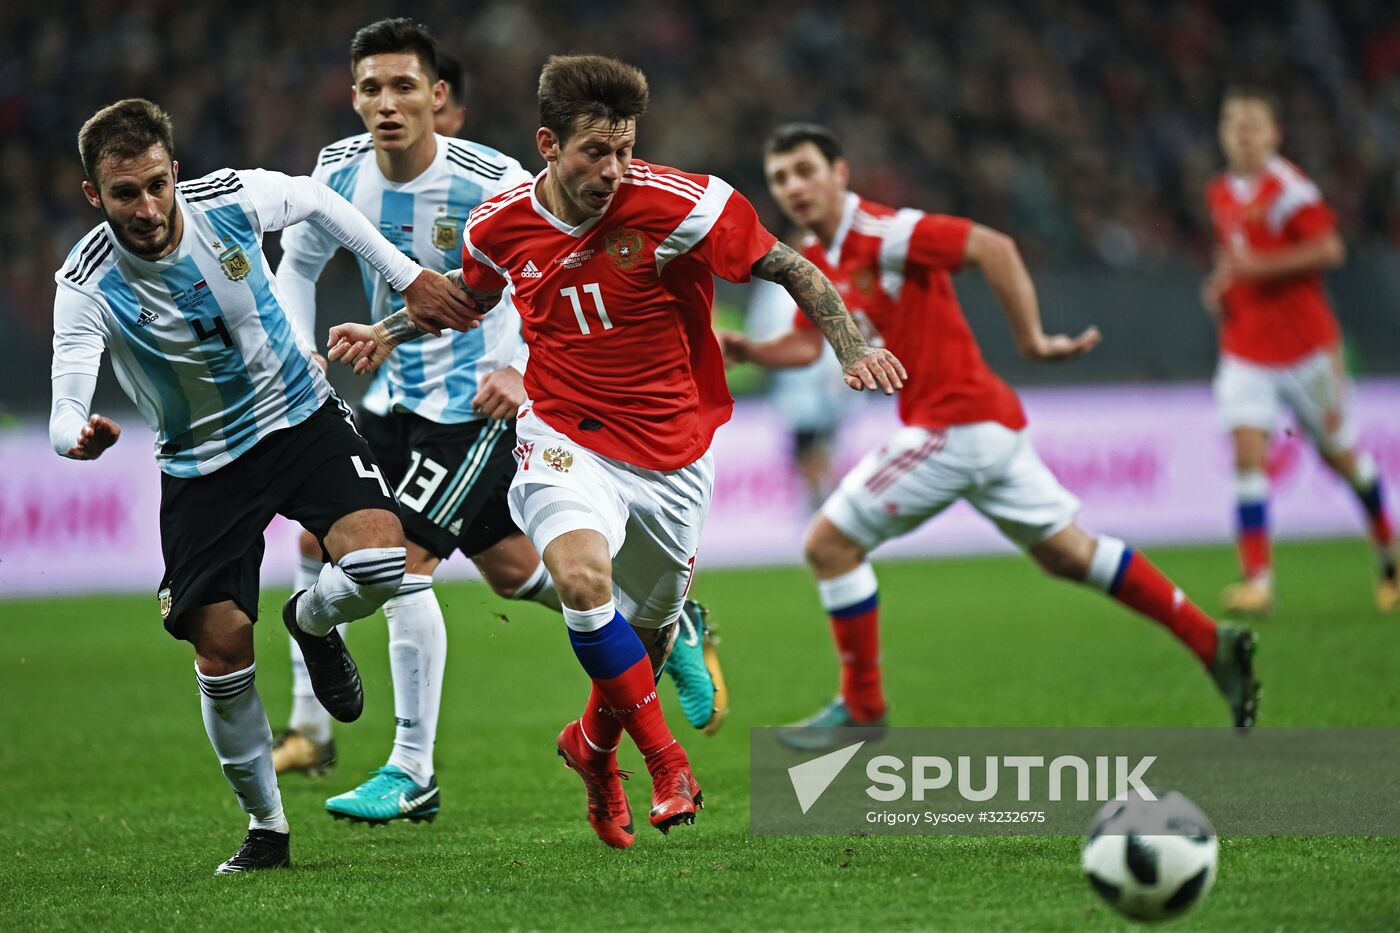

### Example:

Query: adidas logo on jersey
xmin=448 ymin=518 xmax=464 ymax=535
xmin=136 ymin=307 xmax=158 ymax=327
xmin=521 ymin=260 xmax=542 ymax=278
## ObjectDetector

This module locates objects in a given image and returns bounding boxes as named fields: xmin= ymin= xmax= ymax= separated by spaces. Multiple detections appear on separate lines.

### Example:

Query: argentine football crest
xmin=218 ymin=243 xmax=251 ymax=282
xmin=605 ymin=227 xmax=646 ymax=270
xmin=158 ymin=587 xmax=173 ymax=620
xmin=543 ymin=446 xmax=574 ymax=473
xmin=433 ymin=215 xmax=462 ymax=251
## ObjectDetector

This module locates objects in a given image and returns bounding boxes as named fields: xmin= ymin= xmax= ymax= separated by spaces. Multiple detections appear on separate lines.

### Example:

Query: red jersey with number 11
xmin=461 ymin=161 xmax=777 ymax=470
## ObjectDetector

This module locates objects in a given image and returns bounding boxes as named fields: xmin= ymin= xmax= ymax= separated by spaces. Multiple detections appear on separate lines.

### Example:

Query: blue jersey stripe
xmin=159 ymin=256 xmax=262 ymax=462
xmin=379 ymin=189 xmax=427 ymax=401
xmin=203 ymin=204 xmax=320 ymax=423
xmin=440 ymin=175 xmax=487 ymax=419
xmin=97 ymin=269 xmax=198 ymax=469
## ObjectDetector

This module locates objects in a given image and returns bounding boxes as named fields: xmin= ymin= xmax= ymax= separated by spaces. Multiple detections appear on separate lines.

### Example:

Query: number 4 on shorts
xmin=352 ymin=455 xmax=391 ymax=499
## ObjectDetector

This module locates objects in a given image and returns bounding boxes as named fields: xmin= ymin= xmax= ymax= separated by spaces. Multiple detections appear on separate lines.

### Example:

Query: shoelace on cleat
xmin=582 ymin=768 xmax=632 ymax=818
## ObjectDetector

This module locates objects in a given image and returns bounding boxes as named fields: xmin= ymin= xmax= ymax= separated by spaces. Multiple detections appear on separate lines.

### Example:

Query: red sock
xmin=1114 ymin=551 xmax=1218 ymax=667
xmin=592 ymin=657 xmax=676 ymax=758
xmin=580 ymin=685 xmax=624 ymax=753
xmin=831 ymin=605 xmax=886 ymax=721
xmin=1238 ymin=529 xmax=1271 ymax=581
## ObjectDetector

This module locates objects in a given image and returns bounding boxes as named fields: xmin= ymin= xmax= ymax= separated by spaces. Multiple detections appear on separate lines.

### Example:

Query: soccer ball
xmin=1081 ymin=790 xmax=1218 ymax=922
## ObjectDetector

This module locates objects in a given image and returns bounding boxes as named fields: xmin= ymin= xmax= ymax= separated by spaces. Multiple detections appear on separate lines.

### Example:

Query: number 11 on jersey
xmin=560 ymin=283 xmax=612 ymax=335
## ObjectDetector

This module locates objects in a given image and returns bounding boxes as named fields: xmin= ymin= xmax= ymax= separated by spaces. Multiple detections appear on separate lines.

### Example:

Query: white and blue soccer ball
xmin=1081 ymin=790 xmax=1219 ymax=922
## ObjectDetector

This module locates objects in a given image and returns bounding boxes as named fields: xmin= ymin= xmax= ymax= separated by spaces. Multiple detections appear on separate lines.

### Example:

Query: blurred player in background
xmin=50 ymin=98 xmax=477 ymax=872
xmin=746 ymin=276 xmax=855 ymax=512
xmin=327 ymin=56 xmax=904 ymax=847
xmin=433 ymin=51 xmax=467 ymax=137
xmin=1202 ymin=86 xmax=1397 ymax=615
xmin=722 ymin=124 xmax=1260 ymax=750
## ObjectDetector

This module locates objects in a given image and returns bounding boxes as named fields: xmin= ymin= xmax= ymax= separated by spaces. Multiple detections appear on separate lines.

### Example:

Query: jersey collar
xmin=370 ymin=133 xmax=448 ymax=191
xmin=106 ymin=194 xmax=192 ymax=271
xmin=529 ymin=168 xmax=608 ymax=238
xmin=825 ymin=192 xmax=860 ymax=265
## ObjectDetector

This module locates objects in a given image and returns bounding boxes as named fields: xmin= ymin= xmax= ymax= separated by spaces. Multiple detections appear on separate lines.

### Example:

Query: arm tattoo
xmin=751 ymin=242 xmax=871 ymax=369
xmin=378 ymin=309 xmax=426 ymax=345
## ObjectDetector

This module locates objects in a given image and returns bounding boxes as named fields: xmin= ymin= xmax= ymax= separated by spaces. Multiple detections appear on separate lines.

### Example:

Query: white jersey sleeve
xmin=274 ymin=160 xmax=341 ymax=348
xmin=239 ymin=169 xmax=420 ymax=291
xmin=50 ymin=281 xmax=108 ymax=455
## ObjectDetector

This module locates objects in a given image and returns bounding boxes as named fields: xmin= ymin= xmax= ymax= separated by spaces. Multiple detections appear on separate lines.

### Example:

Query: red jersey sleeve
xmin=1283 ymin=201 xmax=1336 ymax=241
xmin=460 ymin=224 xmax=506 ymax=293
xmin=904 ymin=213 xmax=974 ymax=272
xmin=683 ymin=185 xmax=778 ymax=284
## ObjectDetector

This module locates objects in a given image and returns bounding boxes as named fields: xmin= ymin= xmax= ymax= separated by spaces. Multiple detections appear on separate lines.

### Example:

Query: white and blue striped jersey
xmin=278 ymin=133 xmax=532 ymax=423
xmin=52 ymin=168 xmax=421 ymax=477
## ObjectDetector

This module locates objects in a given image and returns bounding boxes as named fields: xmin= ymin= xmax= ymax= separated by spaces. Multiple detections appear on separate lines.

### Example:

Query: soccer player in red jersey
xmin=1203 ymin=86 xmax=1396 ymax=615
xmin=328 ymin=58 xmax=904 ymax=846
xmin=719 ymin=124 xmax=1260 ymax=750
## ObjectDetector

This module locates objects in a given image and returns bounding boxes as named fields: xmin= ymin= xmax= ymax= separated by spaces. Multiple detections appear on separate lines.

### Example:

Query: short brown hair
xmin=1222 ymin=84 xmax=1281 ymax=121
xmin=538 ymin=54 xmax=649 ymax=144
xmin=350 ymin=17 xmax=438 ymax=80
xmin=78 ymin=98 xmax=174 ymax=182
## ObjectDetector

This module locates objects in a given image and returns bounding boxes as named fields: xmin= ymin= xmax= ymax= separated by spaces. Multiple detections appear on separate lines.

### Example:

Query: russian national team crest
xmin=218 ymin=243 xmax=251 ymax=282
xmin=543 ymin=446 xmax=574 ymax=473
xmin=605 ymin=227 xmax=646 ymax=270
xmin=433 ymin=215 xmax=462 ymax=251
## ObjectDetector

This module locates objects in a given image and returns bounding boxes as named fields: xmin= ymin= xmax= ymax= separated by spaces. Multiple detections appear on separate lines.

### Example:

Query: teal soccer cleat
xmin=775 ymin=697 xmax=888 ymax=753
xmin=665 ymin=600 xmax=730 ymax=735
xmin=325 ymin=766 xmax=440 ymax=825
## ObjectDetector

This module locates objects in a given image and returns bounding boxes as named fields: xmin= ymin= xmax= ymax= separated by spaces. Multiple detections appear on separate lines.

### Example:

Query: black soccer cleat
xmin=214 ymin=829 xmax=290 ymax=875
xmin=282 ymin=590 xmax=363 ymax=723
xmin=1210 ymin=623 xmax=1260 ymax=730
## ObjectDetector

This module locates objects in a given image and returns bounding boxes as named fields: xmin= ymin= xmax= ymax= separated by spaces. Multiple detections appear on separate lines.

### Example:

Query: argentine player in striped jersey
xmin=49 ymin=98 xmax=481 ymax=874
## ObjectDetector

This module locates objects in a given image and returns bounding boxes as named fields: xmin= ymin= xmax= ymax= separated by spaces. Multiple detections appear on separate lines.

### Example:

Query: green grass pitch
xmin=2 ymin=538 xmax=1398 ymax=931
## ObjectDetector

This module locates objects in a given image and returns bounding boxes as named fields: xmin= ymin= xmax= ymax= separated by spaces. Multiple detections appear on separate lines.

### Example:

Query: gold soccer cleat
xmin=1221 ymin=578 xmax=1274 ymax=617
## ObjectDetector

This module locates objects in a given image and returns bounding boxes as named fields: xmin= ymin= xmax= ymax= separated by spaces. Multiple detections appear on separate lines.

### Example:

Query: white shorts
xmin=1213 ymin=349 xmax=1356 ymax=453
xmin=822 ymin=422 xmax=1080 ymax=551
xmin=507 ymin=407 xmax=713 ymax=629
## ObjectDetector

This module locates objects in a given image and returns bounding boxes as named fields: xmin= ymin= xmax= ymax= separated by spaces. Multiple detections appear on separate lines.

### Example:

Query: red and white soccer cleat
xmin=645 ymin=743 xmax=703 ymax=834
xmin=556 ymin=720 xmax=636 ymax=849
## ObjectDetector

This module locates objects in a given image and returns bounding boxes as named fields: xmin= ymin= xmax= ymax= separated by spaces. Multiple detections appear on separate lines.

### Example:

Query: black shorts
xmin=356 ymin=406 xmax=520 ymax=561
xmin=794 ymin=427 xmax=836 ymax=460
xmin=158 ymin=397 xmax=399 ymax=639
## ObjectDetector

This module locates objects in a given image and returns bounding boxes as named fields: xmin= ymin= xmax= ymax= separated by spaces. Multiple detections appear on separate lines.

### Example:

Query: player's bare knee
xmin=552 ymin=562 xmax=613 ymax=609
xmin=297 ymin=528 xmax=322 ymax=560
xmin=187 ymin=605 xmax=255 ymax=675
xmin=325 ymin=507 xmax=405 ymax=557
xmin=803 ymin=519 xmax=864 ymax=577
xmin=1032 ymin=526 xmax=1095 ymax=581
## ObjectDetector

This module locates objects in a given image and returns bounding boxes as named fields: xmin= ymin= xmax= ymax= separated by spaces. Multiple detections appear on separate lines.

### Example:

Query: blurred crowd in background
xmin=4 ymin=0 xmax=1400 ymax=407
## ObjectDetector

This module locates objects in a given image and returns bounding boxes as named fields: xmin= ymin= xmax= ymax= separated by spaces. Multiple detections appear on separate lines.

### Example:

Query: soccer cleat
xmin=1210 ymin=623 xmax=1261 ymax=730
xmin=1377 ymin=561 xmax=1399 ymax=613
xmin=325 ymin=766 xmax=440 ymax=825
xmin=272 ymin=729 xmax=336 ymax=776
xmin=281 ymin=591 xmax=363 ymax=723
xmin=1221 ymin=578 xmax=1274 ymax=617
xmin=645 ymin=743 xmax=703 ymax=834
xmin=556 ymin=721 xmax=636 ymax=849
xmin=665 ymin=601 xmax=730 ymax=735
xmin=214 ymin=829 xmax=290 ymax=875
xmin=775 ymin=697 xmax=889 ymax=753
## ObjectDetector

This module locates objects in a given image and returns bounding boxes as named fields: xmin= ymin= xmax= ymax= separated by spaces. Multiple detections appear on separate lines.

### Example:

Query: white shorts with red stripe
xmin=507 ymin=406 xmax=712 ymax=628
xmin=1213 ymin=348 xmax=1357 ymax=453
xmin=822 ymin=422 xmax=1080 ymax=551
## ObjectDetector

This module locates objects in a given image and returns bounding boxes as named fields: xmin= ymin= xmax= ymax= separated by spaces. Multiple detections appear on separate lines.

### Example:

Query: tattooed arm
xmin=749 ymin=242 xmax=906 ymax=394
xmin=327 ymin=275 xmax=502 ymax=376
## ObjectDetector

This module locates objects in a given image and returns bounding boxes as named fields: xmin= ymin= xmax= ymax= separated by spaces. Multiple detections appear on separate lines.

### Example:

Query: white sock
xmin=196 ymin=663 xmax=287 ymax=834
xmin=513 ymin=561 xmax=563 ymax=612
xmin=384 ymin=574 xmax=444 ymax=786
xmin=297 ymin=547 xmax=406 ymax=637
xmin=288 ymin=553 xmax=334 ymax=743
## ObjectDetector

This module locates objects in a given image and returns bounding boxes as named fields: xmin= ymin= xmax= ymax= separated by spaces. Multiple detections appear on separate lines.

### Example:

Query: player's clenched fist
xmin=843 ymin=347 xmax=906 ymax=395
xmin=401 ymin=267 xmax=486 ymax=336
xmin=66 ymin=414 xmax=121 ymax=460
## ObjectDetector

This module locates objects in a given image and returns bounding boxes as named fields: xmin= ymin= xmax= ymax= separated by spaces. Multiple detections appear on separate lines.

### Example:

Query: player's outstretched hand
xmin=715 ymin=330 xmax=750 ymax=366
xmin=327 ymin=322 xmax=392 ymax=376
xmin=472 ymin=366 xmax=526 ymax=420
xmin=844 ymin=347 xmax=906 ymax=395
xmin=402 ymin=268 xmax=484 ymax=337
xmin=66 ymin=414 xmax=121 ymax=460
xmin=1024 ymin=326 xmax=1102 ymax=362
